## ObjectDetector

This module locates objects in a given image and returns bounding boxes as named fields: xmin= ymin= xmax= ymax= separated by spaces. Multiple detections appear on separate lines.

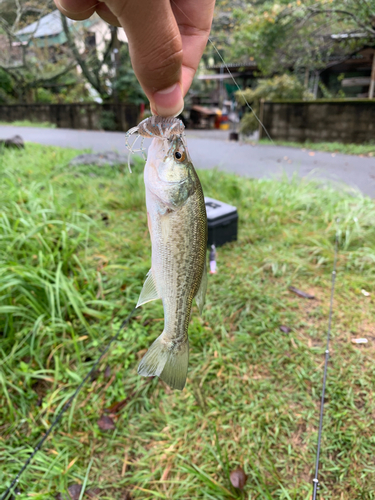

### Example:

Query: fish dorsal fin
xmin=136 ymin=269 xmax=160 ymax=308
xmin=195 ymin=258 xmax=207 ymax=316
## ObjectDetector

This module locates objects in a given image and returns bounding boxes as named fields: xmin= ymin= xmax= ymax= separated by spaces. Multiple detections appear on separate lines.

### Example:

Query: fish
xmin=125 ymin=116 xmax=207 ymax=390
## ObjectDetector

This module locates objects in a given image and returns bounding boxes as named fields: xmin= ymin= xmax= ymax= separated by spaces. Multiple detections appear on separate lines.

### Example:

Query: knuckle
xmin=135 ymin=35 xmax=183 ymax=87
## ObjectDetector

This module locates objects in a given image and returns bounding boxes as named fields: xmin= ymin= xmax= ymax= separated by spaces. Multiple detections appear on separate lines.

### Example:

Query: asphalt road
xmin=1 ymin=125 xmax=374 ymax=197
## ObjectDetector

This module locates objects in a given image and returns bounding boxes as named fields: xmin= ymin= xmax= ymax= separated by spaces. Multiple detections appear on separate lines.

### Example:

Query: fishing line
xmin=171 ymin=0 xmax=274 ymax=143
xmin=312 ymin=223 xmax=339 ymax=499
xmin=0 ymin=306 xmax=137 ymax=500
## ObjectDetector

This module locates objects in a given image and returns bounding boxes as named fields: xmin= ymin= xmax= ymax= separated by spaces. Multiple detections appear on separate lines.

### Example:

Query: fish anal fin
xmin=195 ymin=259 xmax=207 ymax=316
xmin=136 ymin=269 xmax=160 ymax=308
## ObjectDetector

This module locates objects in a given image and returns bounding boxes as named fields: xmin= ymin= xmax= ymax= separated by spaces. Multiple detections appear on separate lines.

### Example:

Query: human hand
xmin=55 ymin=0 xmax=216 ymax=116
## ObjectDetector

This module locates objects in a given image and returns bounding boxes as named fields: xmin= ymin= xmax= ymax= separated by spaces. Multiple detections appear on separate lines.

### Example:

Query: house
xmin=15 ymin=10 xmax=128 ymax=52
xmin=319 ymin=45 xmax=375 ymax=99
xmin=8 ymin=10 xmax=129 ymax=100
xmin=198 ymin=60 xmax=259 ymax=107
xmin=198 ymin=39 xmax=375 ymax=107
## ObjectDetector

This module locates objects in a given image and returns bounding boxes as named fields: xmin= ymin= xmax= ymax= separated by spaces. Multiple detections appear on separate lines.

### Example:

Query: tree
xmin=0 ymin=1 xmax=144 ymax=104
xmin=0 ymin=0 xmax=76 ymax=102
xmin=231 ymin=0 xmax=375 ymax=75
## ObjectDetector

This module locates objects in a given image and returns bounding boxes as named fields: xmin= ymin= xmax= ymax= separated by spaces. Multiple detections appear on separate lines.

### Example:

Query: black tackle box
xmin=204 ymin=196 xmax=238 ymax=247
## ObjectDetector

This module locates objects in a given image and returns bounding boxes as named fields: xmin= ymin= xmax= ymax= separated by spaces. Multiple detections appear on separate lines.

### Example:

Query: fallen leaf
xmin=280 ymin=325 xmax=291 ymax=333
xmin=68 ymin=484 xmax=82 ymax=500
xmin=289 ymin=286 xmax=315 ymax=299
xmin=97 ymin=415 xmax=115 ymax=430
xmin=104 ymin=396 xmax=134 ymax=414
xmin=230 ymin=466 xmax=248 ymax=490
xmin=161 ymin=463 xmax=172 ymax=481
xmin=65 ymin=457 xmax=79 ymax=473
xmin=351 ymin=338 xmax=368 ymax=344
xmin=361 ymin=289 xmax=370 ymax=296
xmin=104 ymin=365 xmax=111 ymax=379
xmin=308 ymin=151 xmax=315 ymax=156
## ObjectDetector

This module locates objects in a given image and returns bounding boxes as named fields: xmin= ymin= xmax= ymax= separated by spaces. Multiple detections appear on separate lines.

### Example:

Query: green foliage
xmin=1 ymin=144 xmax=375 ymax=498
xmin=230 ymin=0 xmax=375 ymax=74
xmin=99 ymin=110 xmax=117 ymax=131
xmin=0 ymin=68 xmax=14 ymax=103
xmin=113 ymin=45 xmax=145 ymax=105
xmin=259 ymin=139 xmax=375 ymax=156
xmin=35 ymin=83 xmax=94 ymax=104
xmin=236 ymin=74 xmax=313 ymax=134
xmin=318 ymin=81 xmax=346 ymax=99
xmin=0 ymin=119 xmax=56 ymax=127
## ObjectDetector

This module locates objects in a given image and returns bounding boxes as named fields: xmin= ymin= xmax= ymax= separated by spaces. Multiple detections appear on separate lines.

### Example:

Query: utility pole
xmin=369 ymin=50 xmax=375 ymax=99
xmin=111 ymin=26 xmax=124 ymax=130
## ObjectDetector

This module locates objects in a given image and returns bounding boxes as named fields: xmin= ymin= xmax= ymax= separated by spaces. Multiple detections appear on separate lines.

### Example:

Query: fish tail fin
xmin=138 ymin=333 xmax=189 ymax=391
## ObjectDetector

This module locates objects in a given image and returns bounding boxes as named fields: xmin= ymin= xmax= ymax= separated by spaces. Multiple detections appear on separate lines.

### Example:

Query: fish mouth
xmin=157 ymin=174 xmax=188 ymax=185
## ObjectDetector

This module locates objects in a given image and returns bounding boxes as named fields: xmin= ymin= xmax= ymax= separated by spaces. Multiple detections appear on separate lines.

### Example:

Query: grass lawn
xmin=1 ymin=143 xmax=375 ymax=499
xmin=258 ymin=139 xmax=375 ymax=157
xmin=0 ymin=120 xmax=56 ymax=128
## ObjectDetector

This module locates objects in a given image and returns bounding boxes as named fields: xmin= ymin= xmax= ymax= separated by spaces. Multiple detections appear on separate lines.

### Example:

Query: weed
xmin=1 ymin=144 xmax=375 ymax=499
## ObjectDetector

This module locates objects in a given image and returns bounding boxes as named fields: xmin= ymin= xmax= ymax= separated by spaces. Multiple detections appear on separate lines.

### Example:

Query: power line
xmin=1 ymin=306 xmax=137 ymax=500
xmin=312 ymin=226 xmax=339 ymax=499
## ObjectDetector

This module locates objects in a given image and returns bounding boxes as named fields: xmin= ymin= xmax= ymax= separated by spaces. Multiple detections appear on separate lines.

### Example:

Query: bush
xmin=0 ymin=69 xmax=14 ymax=103
xmin=99 ymin=110 xmax=117 ymax=131
xmin=236 ymin=74 xmax=313 ymax=134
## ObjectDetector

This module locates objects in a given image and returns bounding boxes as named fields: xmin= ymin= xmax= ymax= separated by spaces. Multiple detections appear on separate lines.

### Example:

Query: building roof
xmin=16 ymin=10 xmax=73 ymax=38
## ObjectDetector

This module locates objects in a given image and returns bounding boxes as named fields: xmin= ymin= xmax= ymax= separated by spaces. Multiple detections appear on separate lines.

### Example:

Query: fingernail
xmin=153 ymin=83 xmax=184 ymax=117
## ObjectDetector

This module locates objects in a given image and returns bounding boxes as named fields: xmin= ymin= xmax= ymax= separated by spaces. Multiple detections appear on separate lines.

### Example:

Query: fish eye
xmin=174 ymin=150 xmax=186 ymax=162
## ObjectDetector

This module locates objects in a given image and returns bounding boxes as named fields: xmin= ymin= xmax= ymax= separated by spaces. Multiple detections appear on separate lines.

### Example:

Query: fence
xmin=261 ymin=100 xmax=375 ymax=143
xmin=0 ymin=102 xmax=140 ymax=131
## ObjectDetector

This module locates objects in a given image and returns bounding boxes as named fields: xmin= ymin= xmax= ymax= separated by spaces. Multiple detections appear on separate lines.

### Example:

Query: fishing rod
xmin=312 ymin=224 xmax=339 ymax=499
xmin=0 ymin=306 xmax=137 ymax=500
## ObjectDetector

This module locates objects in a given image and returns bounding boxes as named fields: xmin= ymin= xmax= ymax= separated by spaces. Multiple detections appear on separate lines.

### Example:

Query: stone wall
xmin=261 ymin=100 xmax=375 ymax=143
xmin=0 ymin=102 xmax=140 ymax=131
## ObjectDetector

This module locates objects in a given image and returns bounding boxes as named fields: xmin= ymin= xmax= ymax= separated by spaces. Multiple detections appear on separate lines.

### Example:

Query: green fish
xmin=126 ymin=116 xmax=207 ymax=390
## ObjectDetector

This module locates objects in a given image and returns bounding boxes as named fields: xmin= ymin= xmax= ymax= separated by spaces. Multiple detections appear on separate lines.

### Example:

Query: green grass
xmin=0 ymin=120 xmax=56 ymax=128
xmin=259 ymin=139 xmax=375 ymax=157
xmin=1 ymin=144 xmax=375 ymax=499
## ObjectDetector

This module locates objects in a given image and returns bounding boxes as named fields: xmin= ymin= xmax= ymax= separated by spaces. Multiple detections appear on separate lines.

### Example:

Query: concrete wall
xmin=0 ymin=103 xmax=140 ymax=131
xmin=262 ymin=100 xmax=375 ymax=143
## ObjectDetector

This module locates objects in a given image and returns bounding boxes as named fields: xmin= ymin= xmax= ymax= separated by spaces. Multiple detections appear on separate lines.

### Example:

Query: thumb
xmin=112 ymin=0 xmax=184 ymax=117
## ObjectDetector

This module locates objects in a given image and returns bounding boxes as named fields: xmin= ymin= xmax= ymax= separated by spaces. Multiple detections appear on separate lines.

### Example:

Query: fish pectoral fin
xmin=136 ymin=269 xmax=161 ymax=308
xmin=195 ymin=258 xmax=207 ymax=316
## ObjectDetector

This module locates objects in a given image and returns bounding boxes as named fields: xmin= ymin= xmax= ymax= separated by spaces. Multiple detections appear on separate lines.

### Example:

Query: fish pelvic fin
xmin=138 ymin=333 xmax=189 ymax=391
xmin=195 ymin=258 xmax=207 ymax=316
xmin=136 ymin=269 xmax=160 ymax=308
